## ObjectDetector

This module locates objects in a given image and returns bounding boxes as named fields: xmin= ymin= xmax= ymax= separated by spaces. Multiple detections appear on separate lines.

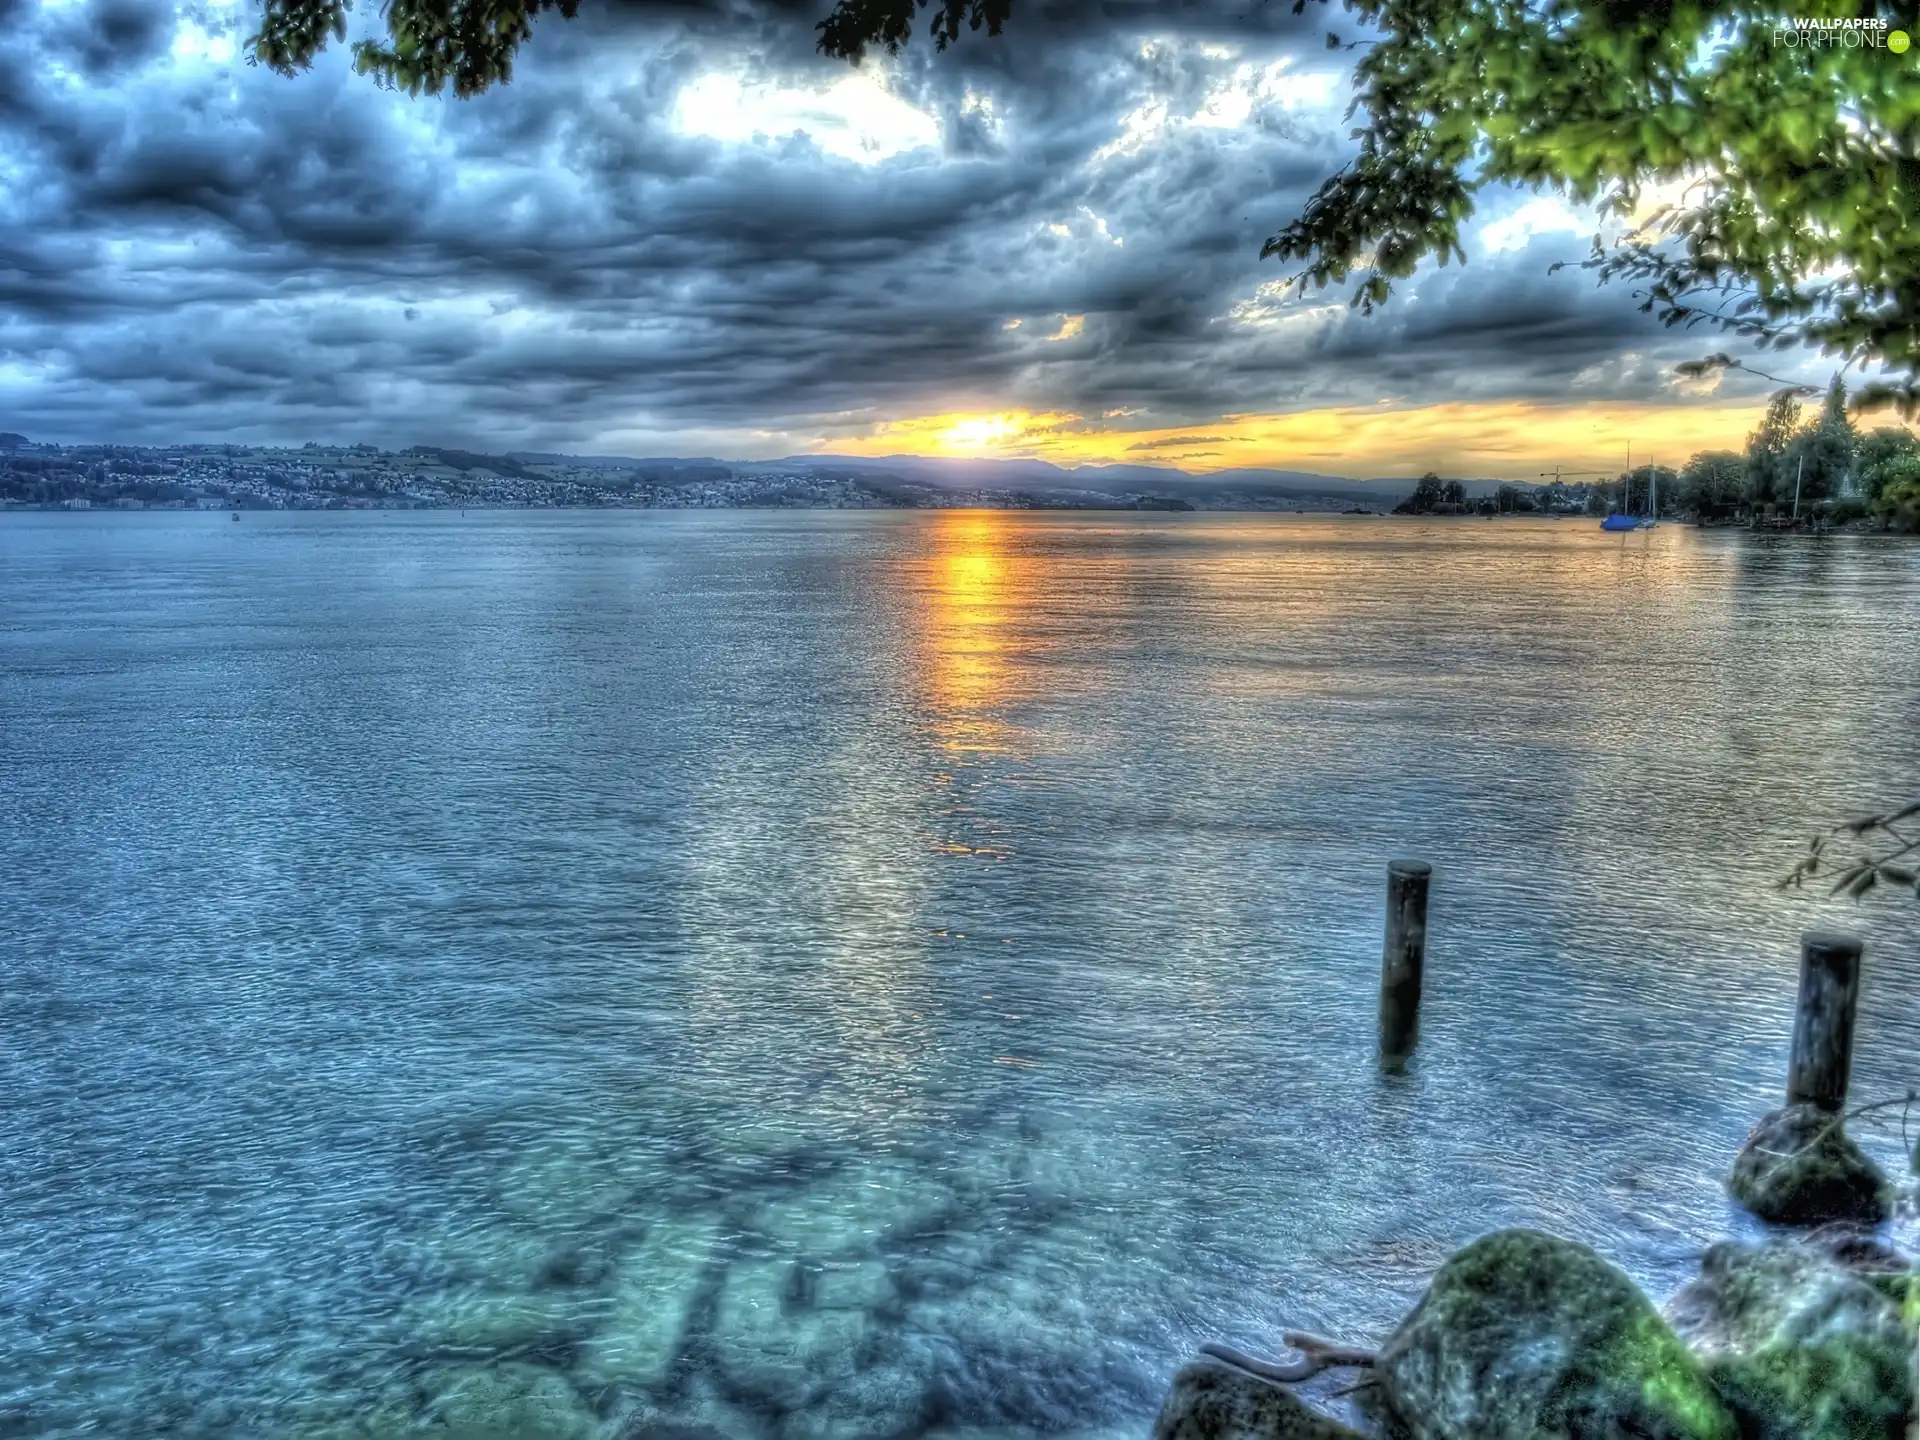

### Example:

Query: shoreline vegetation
xmin=1390 ymin=382 xmax=1920 ymax=534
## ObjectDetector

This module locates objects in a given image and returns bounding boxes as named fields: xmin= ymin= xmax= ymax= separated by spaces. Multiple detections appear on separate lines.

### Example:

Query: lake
xmin=3 ymin=509 xmax=1918 ymax=1438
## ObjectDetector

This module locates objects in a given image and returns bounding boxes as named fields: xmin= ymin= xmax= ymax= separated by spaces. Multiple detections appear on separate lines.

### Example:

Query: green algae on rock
xmin=1665 ymin=1237 xmax=1916 ymax=1440
xmin=1152 ymin=1359 xmax=1370 ymax=1440
xmin=1727 ymin=1105 xmax=1891 ymax=1228
xmin=1375 ymin=1229 xmax=1737 ymax=1440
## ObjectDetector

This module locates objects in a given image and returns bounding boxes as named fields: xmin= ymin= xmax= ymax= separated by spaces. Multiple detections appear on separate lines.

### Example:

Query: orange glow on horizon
xmin=817 ymin=399 xmax=1765 ymax=479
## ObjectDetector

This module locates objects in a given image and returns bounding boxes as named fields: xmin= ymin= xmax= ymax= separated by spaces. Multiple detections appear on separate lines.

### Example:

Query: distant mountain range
xmin=508 ymin=450 xmax=1524 ymax=504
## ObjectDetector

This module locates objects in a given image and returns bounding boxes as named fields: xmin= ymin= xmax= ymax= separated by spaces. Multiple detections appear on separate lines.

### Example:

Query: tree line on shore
xmin=1683 ymin=378 xmax=1920 ymax=530
xmin=1395 ymin=379 xmax=1920 ymax=530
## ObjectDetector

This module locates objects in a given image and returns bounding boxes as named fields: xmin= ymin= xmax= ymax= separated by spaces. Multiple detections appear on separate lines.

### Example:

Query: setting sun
xmin=938 ymin=415 xmax=1027 ymax=450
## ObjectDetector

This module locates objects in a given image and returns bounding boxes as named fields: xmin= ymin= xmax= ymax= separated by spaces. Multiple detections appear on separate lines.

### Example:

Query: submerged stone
xmin=302 ymin=1388 xmax=430 ymax=1439
xmin=754 ymin=1159 xmax=950 ymax=1252
xmin=805 ymin=1257 xmax=894 ymax=1312
xmin=616 ymin=1425 xmax=729 ymax=1440
xmin=414 ymin=1284 xmax=595 ymax=1354
xmin=1665 ymin=1236 xmax=1916 ymax=1440
xmin=617 ymin=1425 xmax=733 ymax=1440
xmin=1152 ymin=1359 xmax=1369 ymax=1440
xmin=1727 ymin=1105 xmax=1891 ymax=1227
xmin=894 ymin=1264 xmax=1166 ymax=1428
xmin=701 ymin=1252 xmax=928 ymax=1440
xmin=1375 ymin=1228 xmax=1737 ymax=1440
xmin=419 ymin=1362 xmax=598 ymax=1440
xmin=494 ymin=1135 xmax=650 ymax=1229
xmin=576 ymin=1214 xmax=719 ymax=1395
xmin=712 ymin=1255 xmax=869 ymax=1411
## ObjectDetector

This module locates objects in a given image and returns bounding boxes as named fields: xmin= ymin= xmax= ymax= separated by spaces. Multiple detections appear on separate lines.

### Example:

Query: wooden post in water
xmin=1379 ymin=860 xmax=1431 ymax=1068
xmin=1786 ymin=930 xmax=1865 ymax=1112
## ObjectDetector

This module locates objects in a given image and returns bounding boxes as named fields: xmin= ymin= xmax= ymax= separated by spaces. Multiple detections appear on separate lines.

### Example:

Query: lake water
xmin=3 ymin=510 xmax=1918 ymax=1438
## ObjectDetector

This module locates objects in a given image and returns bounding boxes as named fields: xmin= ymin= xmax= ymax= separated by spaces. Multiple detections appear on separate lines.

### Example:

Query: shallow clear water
xmin=3 ymin=510 xmax=1918 ymax=1438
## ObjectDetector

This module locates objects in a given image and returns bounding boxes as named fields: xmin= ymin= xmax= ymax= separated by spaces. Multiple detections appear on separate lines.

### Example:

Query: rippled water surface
xmin=4 ymin=510 xmax=1919 ymax=1438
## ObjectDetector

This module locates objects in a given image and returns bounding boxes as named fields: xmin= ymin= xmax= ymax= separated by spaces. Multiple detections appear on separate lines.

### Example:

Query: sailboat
xmin=1600 ymin=444 xmax=1642 ymax=530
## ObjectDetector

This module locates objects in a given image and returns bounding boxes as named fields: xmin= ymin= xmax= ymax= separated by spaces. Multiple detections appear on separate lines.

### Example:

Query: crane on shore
xmin=1536 ymin=467 xmax=1616 ymax=516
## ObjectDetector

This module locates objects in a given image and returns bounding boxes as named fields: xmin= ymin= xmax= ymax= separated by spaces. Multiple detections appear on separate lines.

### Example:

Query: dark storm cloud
xmin=0 ymin=0 xmax=1795 ymax=451
xmin=40 ymin=0 xmax=173 ymax=78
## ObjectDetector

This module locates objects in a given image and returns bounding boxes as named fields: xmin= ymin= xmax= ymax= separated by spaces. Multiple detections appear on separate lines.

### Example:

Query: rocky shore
xmin=1155 ymin=1104 xmax=1917 ymax=1440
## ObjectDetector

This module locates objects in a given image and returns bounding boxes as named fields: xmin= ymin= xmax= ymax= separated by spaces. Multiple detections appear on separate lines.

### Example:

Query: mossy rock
xmin=1666 ymin=1237 xmax=1915 ymax=1440
xmin=1375 ymin=1228 xmax=1737 ymax=1440
xmin=1152 ymin=1359 xmax=1370 ymax=1439
xmin=1727 ymin=1105 xmax=1891 ymax=1228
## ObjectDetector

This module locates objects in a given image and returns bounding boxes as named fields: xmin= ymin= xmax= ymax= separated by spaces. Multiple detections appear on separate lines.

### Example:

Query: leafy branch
xmin=1670 ymin=353 xmax=1822 ymax=397
xmin=1781 ymin=801 xmax=1920 ymax=903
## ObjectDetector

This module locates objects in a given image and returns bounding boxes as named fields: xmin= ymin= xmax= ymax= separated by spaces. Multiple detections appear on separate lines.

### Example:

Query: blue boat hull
xmin=1600 ymin=514 xmax=1642 ymax=531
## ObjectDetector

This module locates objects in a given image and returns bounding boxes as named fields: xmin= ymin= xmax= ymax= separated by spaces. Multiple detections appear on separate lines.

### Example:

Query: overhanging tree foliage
xmin=1783 ymin=801 xmax=1920 ymax=905
xmin=247 ymin=0 xmax=1919 ymax=410
xmin=1265 ymin=1 xmax=1920 ymax=416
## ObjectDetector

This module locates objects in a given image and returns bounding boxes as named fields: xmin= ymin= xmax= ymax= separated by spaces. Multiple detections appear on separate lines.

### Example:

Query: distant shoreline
xmin=0 ymin=439 xmax=1582 ymax=515
xmin=3 ymin=500 xmax=1588 ymax=516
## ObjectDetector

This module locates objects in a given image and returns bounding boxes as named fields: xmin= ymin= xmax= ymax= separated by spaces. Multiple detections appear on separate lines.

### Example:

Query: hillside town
xmin=0 ymin=438 xmax=914 ymax=511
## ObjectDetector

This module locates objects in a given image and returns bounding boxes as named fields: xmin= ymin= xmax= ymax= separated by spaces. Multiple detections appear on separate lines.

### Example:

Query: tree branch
xmin=1200 ymin=1333 xmax=1378 ymax=1385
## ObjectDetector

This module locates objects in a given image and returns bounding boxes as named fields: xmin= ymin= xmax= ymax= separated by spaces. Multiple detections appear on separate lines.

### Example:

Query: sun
xmin=936 ymin=414 xmax=1026 ymax=451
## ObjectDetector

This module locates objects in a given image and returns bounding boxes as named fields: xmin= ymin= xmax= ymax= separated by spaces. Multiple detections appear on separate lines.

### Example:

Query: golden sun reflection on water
xmin=918 ymin=510 xmax=1033 ymax=761
xmin=907 ymin=509 xmax=1046 ymax=868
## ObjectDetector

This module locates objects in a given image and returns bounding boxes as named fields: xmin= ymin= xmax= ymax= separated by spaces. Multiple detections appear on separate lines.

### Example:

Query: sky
xmin=0 ymin=0 xmax=1840 ymax=477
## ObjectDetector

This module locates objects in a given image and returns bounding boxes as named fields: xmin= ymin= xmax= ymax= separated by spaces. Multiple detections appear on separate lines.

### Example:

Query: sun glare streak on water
xmin=1 ymin=510 xmax=1917 ymax=1438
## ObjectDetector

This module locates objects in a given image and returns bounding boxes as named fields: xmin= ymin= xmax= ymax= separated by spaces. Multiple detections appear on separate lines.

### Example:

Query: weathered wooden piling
xmin=1786 ymin=930 xmax=1865 ymax=1112
xmin=1379 ymin=860 xmax=1431 ymax=1067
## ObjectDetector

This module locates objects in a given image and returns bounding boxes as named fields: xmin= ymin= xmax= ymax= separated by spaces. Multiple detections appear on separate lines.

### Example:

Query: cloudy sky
xmin=1 ymin=0 xmax=1832 ymax=477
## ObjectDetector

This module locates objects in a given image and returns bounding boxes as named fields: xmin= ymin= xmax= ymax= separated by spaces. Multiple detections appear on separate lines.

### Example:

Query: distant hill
xmin=730 ymin=454 xmax=1426 ymax=506
xmin=0 ymin=433 xmax=30 ymax=451
xmin=405 ymin=446 xmax=542 ymax=481
xmin=437 ymin=445 xmax=1525 ymax=506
